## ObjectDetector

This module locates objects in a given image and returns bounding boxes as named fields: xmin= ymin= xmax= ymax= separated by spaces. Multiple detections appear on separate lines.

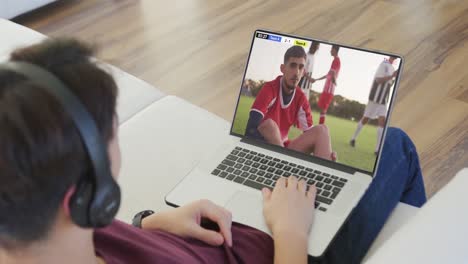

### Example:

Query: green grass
xmin=233 ymin=95 xmax=377 ymax=172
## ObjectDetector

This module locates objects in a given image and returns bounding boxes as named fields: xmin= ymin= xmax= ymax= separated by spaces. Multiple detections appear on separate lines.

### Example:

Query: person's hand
xmin=306 ymin=76 xmax=315 ymax=83
xmin=392 ymin=71 xmax=398 ymax=78
xmin=262 ymin=176 xmax=316 ymax=240
xmin=142 ymin=199 xmax=233 ymax=247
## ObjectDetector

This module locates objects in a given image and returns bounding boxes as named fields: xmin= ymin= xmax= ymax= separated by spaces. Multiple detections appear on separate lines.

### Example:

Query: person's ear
xmin=62 ymin=185 xmax=76 ymax=217
xmin=280 ymin=63 xmax=285 ymax=74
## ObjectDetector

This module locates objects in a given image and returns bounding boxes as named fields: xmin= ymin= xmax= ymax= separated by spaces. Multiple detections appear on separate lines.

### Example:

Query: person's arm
xmin=330 ymin=70 xmax=337 ymax=85
xmin=314 ymin=74 xmax=327 ymax=81
xmin=374 ymin=64 xmax=396 ymax=84
xmin=273 ymin=229 xmax=309 ymax=264
xmin=245 ymin=110 xmax=263 ymax=137
xmin=141 ymin=199 xmax=233 ymax=247
xmin=262 ymin=176 xmax=317 ymax=264
xmin=304 ymin=74 xmax=315 ymax=83
xmin=296 ymin=96 xmax=313 ymax=131
xmin=330 ymin=58 xmax=340 ymax=85
xmin=245 ymin=82 xmax=273 ymax=137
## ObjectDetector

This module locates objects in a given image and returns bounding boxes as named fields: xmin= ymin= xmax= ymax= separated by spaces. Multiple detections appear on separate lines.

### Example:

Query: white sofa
xmin=1 ymin=19 xmax=466 ymax=263
xmin=0 ymin=0 xmax=58 ymax=19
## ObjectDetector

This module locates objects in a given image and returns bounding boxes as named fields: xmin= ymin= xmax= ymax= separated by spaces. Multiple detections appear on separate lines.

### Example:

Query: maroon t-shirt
xmin=94 ymin=220 xmax=274 ymax=264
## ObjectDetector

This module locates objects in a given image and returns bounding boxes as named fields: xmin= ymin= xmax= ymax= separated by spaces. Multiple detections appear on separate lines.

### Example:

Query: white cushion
xmin=116 ymin=96 xmax=231 ymax=222
xmin=365 ymin=168 xmax=468 ymax=263
xmin=0 ymin=19 xmax=46 ymax=55
xmin=0 ymin=0 xmax=58 ymax=19
xmin=363 ymin=202 xmax=418 ymax=262
xmin=107 ymin=64 xmax=165 ymax=123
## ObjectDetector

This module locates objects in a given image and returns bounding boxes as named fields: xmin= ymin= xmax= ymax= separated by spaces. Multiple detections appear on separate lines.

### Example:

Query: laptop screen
xmin=230 ymin=30 xmax=402 ymax=175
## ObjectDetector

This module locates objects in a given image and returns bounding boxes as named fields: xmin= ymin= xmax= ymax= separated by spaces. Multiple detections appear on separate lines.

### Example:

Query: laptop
xmin=166 ymin=29 xmax=403 ymax=257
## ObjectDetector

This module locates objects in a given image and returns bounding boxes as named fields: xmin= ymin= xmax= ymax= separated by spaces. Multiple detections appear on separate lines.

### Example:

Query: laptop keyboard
xmin=211 ymin=147 xmax=348 ymax=212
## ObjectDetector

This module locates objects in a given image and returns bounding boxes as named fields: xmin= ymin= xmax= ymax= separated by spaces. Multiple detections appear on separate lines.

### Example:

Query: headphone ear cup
xmin=69 ymin=177 xmax=94 ymax=228
xmin=89 ymin=179 xmax=121 ymax=227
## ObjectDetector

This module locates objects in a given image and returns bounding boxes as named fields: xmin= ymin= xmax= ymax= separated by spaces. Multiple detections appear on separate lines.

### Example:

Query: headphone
xmin=0 ymin=61 xmax=121 ymax=228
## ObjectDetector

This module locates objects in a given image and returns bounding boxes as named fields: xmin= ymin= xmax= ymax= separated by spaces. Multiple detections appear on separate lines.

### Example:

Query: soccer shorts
xmin=364 ymin=101 xmax=387 ymax=119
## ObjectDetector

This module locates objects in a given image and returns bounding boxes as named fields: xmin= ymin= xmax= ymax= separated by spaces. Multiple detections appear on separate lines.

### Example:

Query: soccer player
xmin=312 ymin=45 xmax=341 ymax=124
xmin=245 ymin=45 xmax=336 ymax=161
xmin=299 ymin=41 xmax=319 ymax=100
xmin=350 ymin=56 xmax=398 ymax=155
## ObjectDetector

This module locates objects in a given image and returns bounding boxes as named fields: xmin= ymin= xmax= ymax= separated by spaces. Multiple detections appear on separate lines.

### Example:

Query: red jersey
xmin=323 ymin=56 xmax=341 ymax=94
xmin=251 ymin=76 xmax=313 ymax=144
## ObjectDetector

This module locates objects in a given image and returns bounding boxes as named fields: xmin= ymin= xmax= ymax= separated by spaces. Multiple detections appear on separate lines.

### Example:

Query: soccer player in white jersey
xmin=299 ymin=42 xmax=319 ymax=100
xmin=350 ymin=56 xmax=398 ymax=155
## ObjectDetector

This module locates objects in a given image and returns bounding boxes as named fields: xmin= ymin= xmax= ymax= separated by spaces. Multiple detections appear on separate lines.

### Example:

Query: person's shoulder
xmin=377 ymin=61 xmax=386 ymax=70
xmin=94 ymin=220 xmax=133 ymax=236
xmin=263 ymin=76 xmax=281 ymax=91
xmin=331 ymin=56 xmax=340 ymax=68
xmin=266 ymin=75 xmax=281 ymax=85
xmin=294 ymin=88 xmax=308 ymax=103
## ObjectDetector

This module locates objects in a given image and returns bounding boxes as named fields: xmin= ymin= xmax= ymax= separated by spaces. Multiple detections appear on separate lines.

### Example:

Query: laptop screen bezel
xmin=229 ymin=29 xmax=404 ymax=178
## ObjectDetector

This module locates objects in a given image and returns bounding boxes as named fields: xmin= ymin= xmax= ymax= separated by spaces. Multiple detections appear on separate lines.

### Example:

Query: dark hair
xmin=0 ymin=38 xmax=118 ymax=250
xmin=332 ymin=45 xmax=340 ymax=53
xmin=309 ymin=42 xmax=319 ymax=54
xmin=284 ymin=45 xmax=307 ymax=63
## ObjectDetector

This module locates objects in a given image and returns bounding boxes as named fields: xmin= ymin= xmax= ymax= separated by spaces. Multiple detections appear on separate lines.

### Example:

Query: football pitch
xmin=232 ymin=95 xmax=377 ymax=172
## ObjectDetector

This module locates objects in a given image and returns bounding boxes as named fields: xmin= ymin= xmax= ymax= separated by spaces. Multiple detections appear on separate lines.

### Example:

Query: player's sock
xmin=319 ymin=114 xmax=326 ymax=124
xmin=351 ymin=121 xmax=364 ymax=140
xmin=375 ymin=126 xmax=383 ymax=152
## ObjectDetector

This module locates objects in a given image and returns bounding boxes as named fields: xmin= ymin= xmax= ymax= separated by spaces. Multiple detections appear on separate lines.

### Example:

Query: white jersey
xmin=300 ymin=53 xmax=315 ymax=91
xmin=368 ymin=59 xmax=395 ymax=105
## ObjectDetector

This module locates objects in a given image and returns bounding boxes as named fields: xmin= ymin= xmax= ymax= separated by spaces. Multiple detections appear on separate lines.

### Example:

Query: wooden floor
xmin=15 ymin=0 xmax=468 ymax=198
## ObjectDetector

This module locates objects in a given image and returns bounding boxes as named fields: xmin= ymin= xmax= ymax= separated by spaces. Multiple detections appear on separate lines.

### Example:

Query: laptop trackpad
xmin=225 ymin=191 xmax=269 ymax=234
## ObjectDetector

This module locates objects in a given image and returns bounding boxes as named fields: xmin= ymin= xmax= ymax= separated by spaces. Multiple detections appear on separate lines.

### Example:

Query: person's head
xmin=331 ymin=45 xmax=340 ymax=56
xmin=388 ymin=56 xmax=397 ymax=64
xmin=281 ymin=45 xmax=306 ymax=95
xmin=0 ymin=38 xmax=120 ymax=251
xmin=308 ymin=42 xmax=320 ymax=54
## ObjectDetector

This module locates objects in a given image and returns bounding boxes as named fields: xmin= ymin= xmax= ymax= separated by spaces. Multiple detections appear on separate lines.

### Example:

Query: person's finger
xmin=222 ymin=208 xmax=232 ymax=220
xmin=307 ymin=184 xmax=317 ymax=202
xmin=275 ymin=177 xmax=287 ymax=189
xmin=288 ymin=176 xmax=298 ymax=190
xmin=189 ymin=224 xmax=225 ymax=246
xmin=262 ymin=187 xmax=272 ymax=201
xmin=298 ymin=179 xmax=307 ymax=193
xmin=200 ymin=203 xmax=233 ymax=247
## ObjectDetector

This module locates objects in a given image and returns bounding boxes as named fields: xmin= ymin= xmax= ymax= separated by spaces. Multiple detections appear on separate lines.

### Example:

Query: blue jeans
xmin=313 ymin=127 xmax=427 ymax=264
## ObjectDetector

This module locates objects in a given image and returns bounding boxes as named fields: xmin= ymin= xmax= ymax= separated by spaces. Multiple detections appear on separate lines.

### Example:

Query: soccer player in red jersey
xmin=312 ymin=45 xmax=341 ymax=124
xmin=245 ymin=46 xmax=336 ymax=161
